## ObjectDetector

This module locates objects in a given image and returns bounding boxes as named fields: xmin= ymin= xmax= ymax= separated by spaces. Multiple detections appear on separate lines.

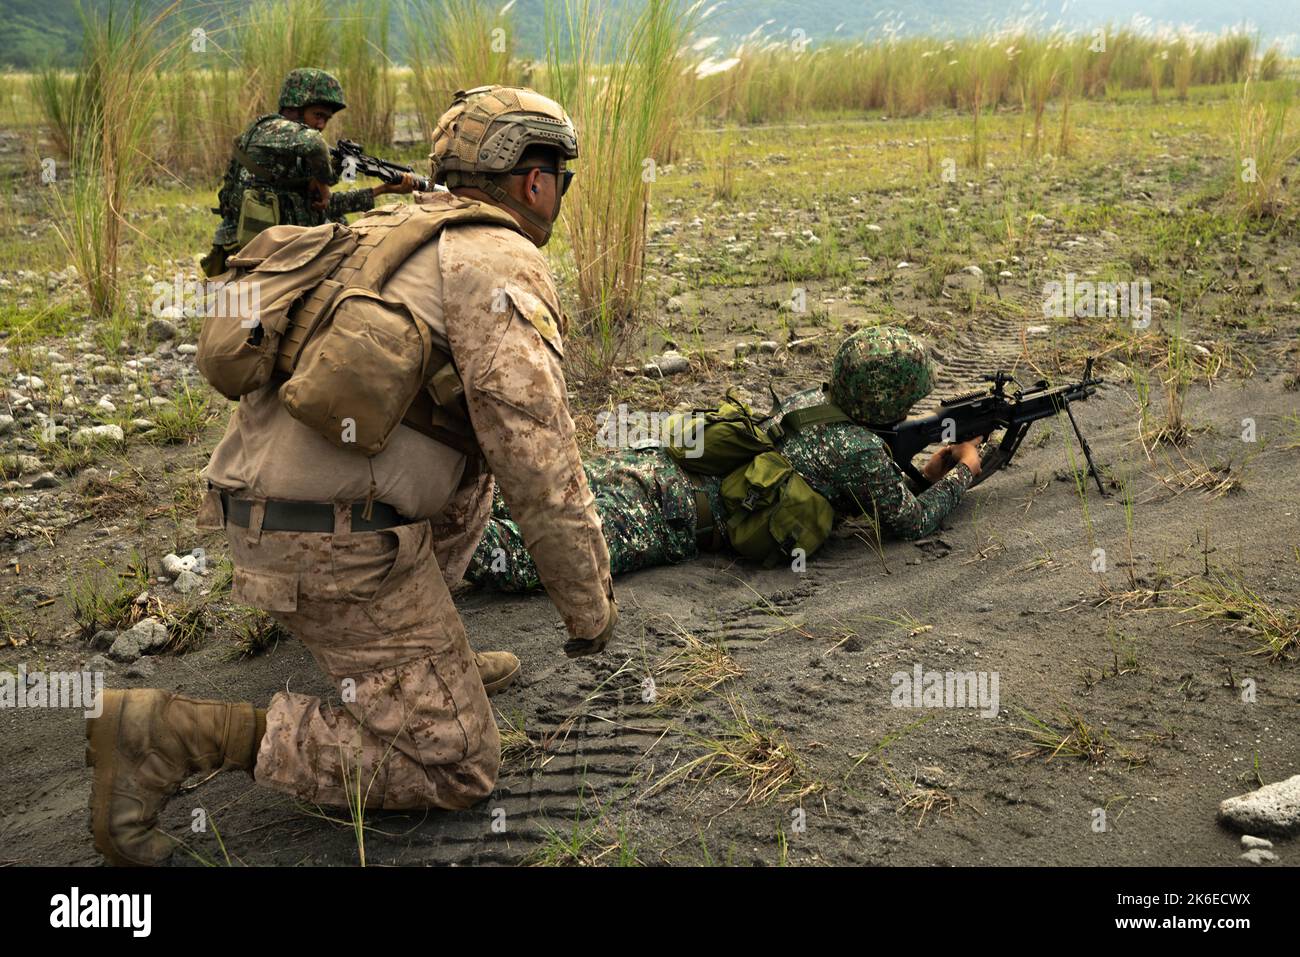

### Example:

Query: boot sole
xmin=86 ymin=688 xmax=130 ymax=865
xmin=481 ymin=660 xmax=521 ymax=696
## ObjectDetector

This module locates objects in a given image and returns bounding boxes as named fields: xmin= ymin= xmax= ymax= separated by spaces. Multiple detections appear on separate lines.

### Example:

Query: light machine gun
xmin=871 ymin=360 xmax=1106 ymax=493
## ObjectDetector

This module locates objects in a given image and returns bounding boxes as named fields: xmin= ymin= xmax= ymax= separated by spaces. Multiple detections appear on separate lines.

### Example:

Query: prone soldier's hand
xmin=921 ymin=446 xmax=956 ymax=483
xmin=563 ymin=599 xmax=617 ymax=659
xmin=954 ymin=435 xmax=985 ymax=477
xmin=308 ymin=178 xmax=331 ymax=210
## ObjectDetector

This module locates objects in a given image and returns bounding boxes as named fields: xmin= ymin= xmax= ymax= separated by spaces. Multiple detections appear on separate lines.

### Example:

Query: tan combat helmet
xmin=429 ymin=85 xmax=578 ymax=245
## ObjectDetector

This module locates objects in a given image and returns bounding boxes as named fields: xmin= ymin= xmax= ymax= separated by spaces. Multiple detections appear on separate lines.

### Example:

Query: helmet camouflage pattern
xmin=429 ymin=85 xmax=578 ymax=185
xmin=830 ymin=326 xmax=933 ymax=425
xmin=278 ymin=68 xmax=347 ymax=112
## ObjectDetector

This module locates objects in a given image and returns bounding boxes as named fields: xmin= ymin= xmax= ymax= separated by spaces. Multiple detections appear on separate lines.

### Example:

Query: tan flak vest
xmin=197 ymin=197 xmax=525 ymax=458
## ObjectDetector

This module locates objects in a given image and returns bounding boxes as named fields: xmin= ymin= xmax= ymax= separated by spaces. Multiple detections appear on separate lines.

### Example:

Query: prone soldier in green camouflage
xmin=201 ymin=68 xmax=416 ymax=276
xmin=467 ymin=326 xmax=986 ymax=591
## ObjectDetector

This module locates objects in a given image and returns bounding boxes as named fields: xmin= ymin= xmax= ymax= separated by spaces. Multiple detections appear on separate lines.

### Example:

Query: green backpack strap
xmin=232 ymin=116 xmax=310 ymax=188
xmin=767 ymin=397 xmax=853 ymax=442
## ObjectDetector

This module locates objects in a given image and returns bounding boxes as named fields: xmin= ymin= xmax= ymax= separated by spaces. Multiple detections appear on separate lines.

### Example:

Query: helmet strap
xmin=450 ymin=171 xmax=556 ymax=246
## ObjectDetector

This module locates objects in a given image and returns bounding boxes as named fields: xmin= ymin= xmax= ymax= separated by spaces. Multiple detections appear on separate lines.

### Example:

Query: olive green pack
xmin=662 ymin=391 xmax=835 ymax=565
xmin=720 ymin=450 xmax=834 ymax=567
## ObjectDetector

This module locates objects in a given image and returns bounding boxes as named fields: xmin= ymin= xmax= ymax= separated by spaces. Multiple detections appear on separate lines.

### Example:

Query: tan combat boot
xmin=86 ymin=689 xmax=263 ymax=866
xmin=475 ymin=651 xmax=520 ymax=695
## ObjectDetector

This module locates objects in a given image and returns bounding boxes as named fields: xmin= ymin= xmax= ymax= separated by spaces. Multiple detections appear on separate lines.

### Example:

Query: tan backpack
xmin=196 ymin=197 xmax=525 ymax=457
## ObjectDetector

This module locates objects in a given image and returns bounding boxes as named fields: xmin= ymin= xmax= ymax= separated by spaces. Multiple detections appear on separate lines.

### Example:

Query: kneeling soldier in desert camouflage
xmin=86 ymin=87 xmax=616 ymax=866
xmin=467 ymin=326 xmax=986 ymax=591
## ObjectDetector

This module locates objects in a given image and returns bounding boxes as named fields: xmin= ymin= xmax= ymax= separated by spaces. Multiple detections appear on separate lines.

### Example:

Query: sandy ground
xmin=3 ymin=331 xmax=1298 ymax=867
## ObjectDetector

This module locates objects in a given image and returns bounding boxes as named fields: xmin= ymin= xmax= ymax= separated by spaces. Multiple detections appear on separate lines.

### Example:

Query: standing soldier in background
xmin=88 ymin=86 xmax=616 ymax=865
xmin=200 ymin=67 xmax=416 ymax=277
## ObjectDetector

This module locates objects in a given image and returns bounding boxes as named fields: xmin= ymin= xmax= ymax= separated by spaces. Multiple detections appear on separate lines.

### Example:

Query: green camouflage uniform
xmin=206 ymin=69 xmax=375 ymax=269
xmin=209 ymin=113 xmax=376 ymax=248
xmin=466 ymin=387 xmax=974 ymax=591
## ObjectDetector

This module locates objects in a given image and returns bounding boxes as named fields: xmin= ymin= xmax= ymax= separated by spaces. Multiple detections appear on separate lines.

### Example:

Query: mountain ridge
xmin=0 ymin=0 xmax=1294 ymax=70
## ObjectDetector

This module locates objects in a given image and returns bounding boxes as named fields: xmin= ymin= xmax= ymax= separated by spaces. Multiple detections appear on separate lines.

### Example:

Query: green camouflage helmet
xmin=830 ymin=326 xmax=933 ymax=425
xmin=278 ymin=68 xmax=346 ymax=112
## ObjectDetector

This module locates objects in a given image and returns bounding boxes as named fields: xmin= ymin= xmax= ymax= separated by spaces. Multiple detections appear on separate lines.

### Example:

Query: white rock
xmin=1219 ymin=774 xmax=1300 ymax=835
xmin=943 ymin=272 xmax=983 ymax=294
xmin=130 ymin=617 xmax=170 ymax=653
xmin=72 ymin=424 xmax=125 ymax=445
xmin=643 ymin=351 xmax=690 ymax=377
xmin=1240 ymin=849 xmax=1278 ymax=865
xmin=173 ymin=569 xmax=204 ymax=594
xmin=1241 ymin=835 xmax=1273 ymax=850
xmin=97 ymin=397 xmax=117 ymax=413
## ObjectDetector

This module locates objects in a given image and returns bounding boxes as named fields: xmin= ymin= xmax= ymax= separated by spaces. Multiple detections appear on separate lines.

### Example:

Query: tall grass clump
xmin=403 ymin=0 xmax=518 ymax=147
xmin=542 ymin=0 xmax=700 ymax=377
xmin=335 ymin=0 xmax=396 ymax=148
xmin=960 ymin=40 xmax=1015 ymax=168
xmin=237 ymin=0 xmax=335 ymax=116
xmin=157 ymin=19 xmax=245 ymax=182
xmin=190 ymin=64 xmax=248 ymax=182
xmin=30 ymin=68 xmax=89 ymax=161
xmin=1018 ymin=38 xmax=1060 ymax=157
xmin=689 ymin=26 xmax=1273 ymax=126
xmin=45 ymin=1 xmax=176 ymax=320
xmin=1233 ymin=78 xmax=1300 ymax=219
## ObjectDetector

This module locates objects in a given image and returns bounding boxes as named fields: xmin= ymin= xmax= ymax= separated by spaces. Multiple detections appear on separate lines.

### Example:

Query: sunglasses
xmin=509 ymin=166 xmax=574 ymax=197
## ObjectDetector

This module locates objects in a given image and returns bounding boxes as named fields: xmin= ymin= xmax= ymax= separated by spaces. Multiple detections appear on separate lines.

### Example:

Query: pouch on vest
xmin=721 ymin=450 xmax=835 ymax=567
xmin=275 ymin=199 xmax=526 ymax=457
xmin=196 ymin=223 xmax=352 ymax=400
xmin=236 ymin=188 xmax=280 ymax=247
xmin=279 ymin=288 xmax=435 ymax=456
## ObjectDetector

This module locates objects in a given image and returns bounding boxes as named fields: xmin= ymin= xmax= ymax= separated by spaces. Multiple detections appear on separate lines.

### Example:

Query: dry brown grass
xmin=649 ymin=619 xmax=742 ymax=710
xmin=1012 ymin=707 xmax=1148 ymax=768
xmin=644 ymin=694 xmax=824 ymax=809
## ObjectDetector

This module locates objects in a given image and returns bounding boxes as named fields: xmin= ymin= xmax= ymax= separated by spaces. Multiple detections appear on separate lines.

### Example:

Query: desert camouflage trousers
xmin=221 ymin=503 xmax=499 ymax=810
